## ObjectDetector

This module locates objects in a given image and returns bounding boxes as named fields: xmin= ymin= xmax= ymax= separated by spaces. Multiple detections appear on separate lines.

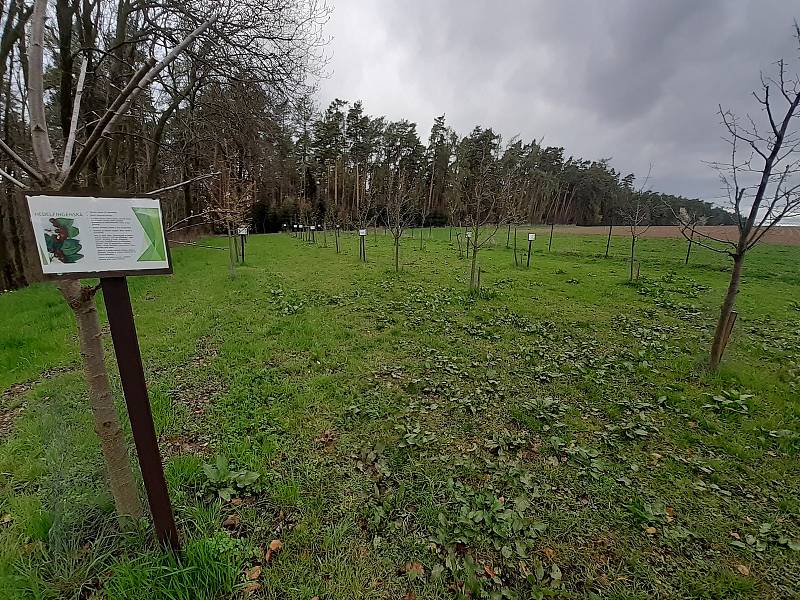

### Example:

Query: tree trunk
xmin=58 ymin=280 xmax=143 ymax=520
xmin=709 ymin=254 xmax=744 ymax=370
xmin=469 ymin=242 xmax=479 ymax=292
xmin=629 ymin=236 xmax=636 ymax=281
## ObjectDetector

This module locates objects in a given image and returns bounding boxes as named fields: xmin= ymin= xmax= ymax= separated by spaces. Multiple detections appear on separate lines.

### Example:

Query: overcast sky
xmin=318 ymin=0 xmax=799 ymax=207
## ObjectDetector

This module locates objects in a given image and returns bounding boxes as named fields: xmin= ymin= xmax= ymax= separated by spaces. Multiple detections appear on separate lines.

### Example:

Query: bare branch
xmin=145 ymin=171 xmax=221 ymax=195
xmin=0 ymin=137 xmax=46 ymax=185
xmin=61 ymin=55 xmax=88 ymax=172
xmin=0 ymin=166 xmax=25 ymax=188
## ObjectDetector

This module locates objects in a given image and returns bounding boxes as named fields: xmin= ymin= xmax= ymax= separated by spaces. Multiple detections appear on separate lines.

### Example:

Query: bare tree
xmin=618 ymin=169 xmax=652 ymax=281
xmin=677 ymin=207 xmax=707 ymax=265
xmin=674 ymin=24 xmax=800 ymax=370
xmin=454 ymin=137 xmax=515 ymax=293
xmin=385 ymin=171 xmax=417 ymax=272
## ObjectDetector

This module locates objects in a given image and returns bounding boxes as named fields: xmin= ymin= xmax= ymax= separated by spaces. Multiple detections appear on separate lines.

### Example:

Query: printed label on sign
xmin=26 ymin=194 xmax=170 ymax=278
xmin=528 ymin=233 xmax=536 ymax=241
xmin=359 ymin=229 xmax=367 ymax=236
xmin=466 ymin=231 xmax=472 ymax=238
xmin=237 ymin=227 xmax=248 ymax=235
xmin=311 ymin=226 xmax=316 ymax=230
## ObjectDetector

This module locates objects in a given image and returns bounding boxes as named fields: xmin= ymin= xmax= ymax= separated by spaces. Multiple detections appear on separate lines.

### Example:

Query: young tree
xmin=674 ymin=24 xmax=800 ymax=370
xmin=384 ymin=171 xmax=417 ymax=271
xmin=453 ymin=127 xmax=513 ymax=292
xmin=617 ymin=171 xmax=652 ymax=281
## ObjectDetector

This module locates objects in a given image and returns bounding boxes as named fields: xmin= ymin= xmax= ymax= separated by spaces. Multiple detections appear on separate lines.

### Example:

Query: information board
xmin=528 ymin=233 xmax=536 ymax=241
xmin=26 ymin=194 xmax=171 ymax=278
xmin=359 ymin=228 xmax=367 ymax=236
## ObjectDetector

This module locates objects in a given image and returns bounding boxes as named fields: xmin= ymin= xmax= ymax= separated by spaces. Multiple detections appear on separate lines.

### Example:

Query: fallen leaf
xmin=402 ymin=592 xmax=416 ymax=600
xmin=242 ymin=582 xmax=261 ymax=596
xmin=264 ymin=539 xmax=283 ymax=564
xmin=246 ymin=565 xmax=262 ymax=580
xmin=230 ymin=498 xmax=243 ymax=506
xmin=736 ymin=564 xmax=750 ymax=576
xmin=405 ymin=561 xmax=424 ymax=578
xmin=730 ymin=532 xmax=741 ymax=540
xmin=645 ymin=527 xmax=657 ymax=535
xmin=543 ymin=547 xmax=555 ymax=561
xmin=222 ymin=514 xmax=241 ymax=528
xmin=483 ymin=564 xmax=497 ymax=578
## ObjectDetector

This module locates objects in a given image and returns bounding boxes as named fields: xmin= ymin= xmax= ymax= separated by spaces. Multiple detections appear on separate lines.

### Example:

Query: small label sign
xmin=466 ymin=231 xmax=473 ymax=239
xmin=528 ymin=233 xmax=536 ymax=241
xmin=311 ymin=225 xmax=316 ymax=231
xmin=359 ymin=229 xmax=367 ymax=236
xmin=26 ymin=194 xmax=171 ymax=279
xmin=237 ymin=227 xmax=248 ymax=235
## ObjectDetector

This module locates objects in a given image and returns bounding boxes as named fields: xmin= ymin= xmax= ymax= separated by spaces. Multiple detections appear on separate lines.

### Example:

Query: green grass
xmin=0 ymin=227 xmax=798 ymax=599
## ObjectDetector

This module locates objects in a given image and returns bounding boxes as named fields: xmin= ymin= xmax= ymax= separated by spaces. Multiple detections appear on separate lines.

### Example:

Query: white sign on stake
xmin=311 ymin=225 xmax=316 ymax=231
xmin=359 ymin=229 xmax=367 ymax=236
xmin=25 ymin=194 xmax=171 ymax=278
xmin=293 ymin=224 xmax=297 ymax=229
xmin=237 ymin=227 xmax=248 ymax=236
xmin=466 ymin=231 xmax=473 ymax=239
xmin=528 ymin=233 xmax=536 ymax=241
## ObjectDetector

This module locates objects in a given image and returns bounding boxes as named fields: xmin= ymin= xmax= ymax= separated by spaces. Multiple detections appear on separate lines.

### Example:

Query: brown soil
xmin=527 ymin=225 xmax=800 ymax=246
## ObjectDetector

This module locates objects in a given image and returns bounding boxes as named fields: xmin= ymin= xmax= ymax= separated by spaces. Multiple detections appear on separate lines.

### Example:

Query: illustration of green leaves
xmin=45 ymin=217 xmax=82 ymax=264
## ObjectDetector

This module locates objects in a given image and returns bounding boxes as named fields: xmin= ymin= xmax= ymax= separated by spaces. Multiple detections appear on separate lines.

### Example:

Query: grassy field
xmin=0 ymin=227 xmax=798 ymax=600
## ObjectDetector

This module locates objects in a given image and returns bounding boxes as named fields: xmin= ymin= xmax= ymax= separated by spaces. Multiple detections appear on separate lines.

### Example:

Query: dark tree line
xmin=277 ymin=99 xmax=734 ymax=235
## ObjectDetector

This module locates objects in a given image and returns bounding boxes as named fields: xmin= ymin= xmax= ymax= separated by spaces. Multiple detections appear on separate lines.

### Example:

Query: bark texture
xmin=709 ymin=254 xmax=744 ymax=370
xmin=58 ymin=280 xmax=143 ymax=519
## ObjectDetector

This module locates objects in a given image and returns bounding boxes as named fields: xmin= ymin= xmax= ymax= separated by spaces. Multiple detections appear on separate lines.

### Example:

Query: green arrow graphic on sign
xmin=133 ymin=207 xmax=167 ymax=261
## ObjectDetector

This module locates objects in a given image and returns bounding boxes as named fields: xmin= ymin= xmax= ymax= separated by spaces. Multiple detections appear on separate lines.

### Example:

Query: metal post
xmin=101 ymin=277 xmax=179 ymax=550
xmin=548 ymin=222 xmax=554 ymax=252
xmin=240 ymin=234 xmax=245 ymax=262
xmin=527 ymin=239 xmax=532 ymax=268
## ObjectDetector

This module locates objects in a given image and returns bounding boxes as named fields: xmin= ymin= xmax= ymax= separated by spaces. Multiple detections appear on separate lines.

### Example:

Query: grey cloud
xmin=319 ymin=0 xmax=800 ymax=204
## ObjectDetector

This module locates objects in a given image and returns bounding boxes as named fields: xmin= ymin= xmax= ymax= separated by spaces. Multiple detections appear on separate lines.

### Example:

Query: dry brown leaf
xmin=405 ymin=561 xmax=424 ymax=577
xmin=242 ymin=581 xmax=261 ymax=596
xmin=736 ymin=564 xmax=750 ymax=577
xmin=730 ymin=532 xmax=741 ymax=540
xmin=246 ymin=565 xmax=262 ymax=580
xmin=543 ymin=547 xmax=555 ymax=561
xmin=230 ymin=498 xmax=243 ymax=506
xmin=222 ymin=514 xmax=241 ymax=528
xmin=263 ymin=539 xmax=284 ymax=564
xmin=645 ymin=527 xmax=657 ymax=535
xmin=483 ymin=564 xmax=497 ymax=578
